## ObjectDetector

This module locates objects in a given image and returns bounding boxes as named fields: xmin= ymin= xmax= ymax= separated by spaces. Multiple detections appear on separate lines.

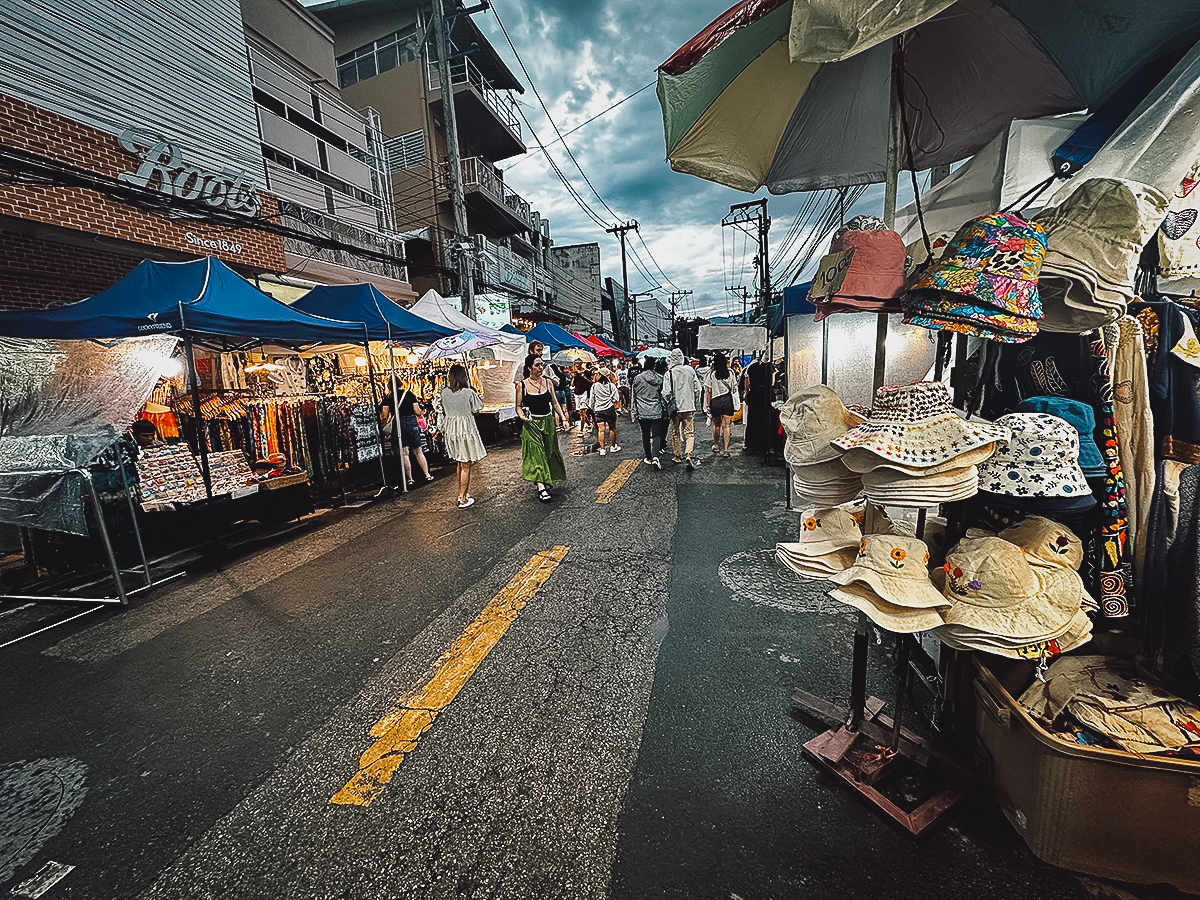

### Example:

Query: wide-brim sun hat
xmin=828 ymin=534 xmax=948 ymax=611
xmin=976 ymin=412 xmax=1093 ymax=500
xmin=830 ymin=582 xmax=946 ymax=633
xmin=831 ymin=380 xmax=1010 ymax=467
xmin=840 ymin=441 xmax=998 ymax=475
xmin=935 ymin=607 xmax=1092 ymax=659
xmin=862 ymin=467 xmax=979 ymax=506
xmin=779 ymin=385 xmax=866 ymax=466
xmin=938 ymin=536 xmax=1082 ymax=640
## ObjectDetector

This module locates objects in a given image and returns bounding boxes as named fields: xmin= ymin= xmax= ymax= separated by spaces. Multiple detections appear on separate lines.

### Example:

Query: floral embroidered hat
xmin=793 ymin=506 xmax=862 ymax=556
xmin=997 ymin=515 xmax=1083 ymax=571
xmin=907 ymin=211 xmax=1049 ymax=319
xmin=937 ymin=536 xmax=1082 ymax=640
xmin=780 ymin=385 xmax=866 ymax=466
xmin=976 ymin=412 xmax=1093 ymax=501
xmin=828 ymin=534 xmax=948 ymax=633
xmin=831 ymin=381 xmax=1011 ymax=467
xmin=1012 ymin=396 xmax=1106 ymax=477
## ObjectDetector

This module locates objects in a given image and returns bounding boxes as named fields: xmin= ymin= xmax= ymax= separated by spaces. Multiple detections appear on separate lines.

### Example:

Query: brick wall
xmin=0 ymin=93 xmax=287 ymax=307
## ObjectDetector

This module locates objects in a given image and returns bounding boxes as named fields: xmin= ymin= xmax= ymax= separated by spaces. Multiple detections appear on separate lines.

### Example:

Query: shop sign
xmin=117 ymin=127 xmax=262 ymax=216
xmin=185 ymin=232 xmax=244 ymax=254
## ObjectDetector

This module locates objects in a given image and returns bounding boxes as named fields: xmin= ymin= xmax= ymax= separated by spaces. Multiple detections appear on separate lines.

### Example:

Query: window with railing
xmin=337 ymin=26 xmax=420 ymax=88
xmin=427 ymin=57 xmax=521 ymax=137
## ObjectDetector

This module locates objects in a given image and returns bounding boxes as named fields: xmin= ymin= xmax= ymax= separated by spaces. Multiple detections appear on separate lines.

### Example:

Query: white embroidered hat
xmin=831 ymin=381 xmax=1010 ymax=467
xmin=976 ymin=413 xmax=1092 ymax=501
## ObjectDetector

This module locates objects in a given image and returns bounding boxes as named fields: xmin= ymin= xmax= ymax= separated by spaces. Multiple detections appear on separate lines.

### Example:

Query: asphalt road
xmin=0 ymin=423 xmax=1189 ymax=899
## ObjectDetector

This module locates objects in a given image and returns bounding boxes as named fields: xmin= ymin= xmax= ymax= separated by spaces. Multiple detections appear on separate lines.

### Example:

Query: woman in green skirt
xmin=516 ymin=354 xmax=568 ymax=502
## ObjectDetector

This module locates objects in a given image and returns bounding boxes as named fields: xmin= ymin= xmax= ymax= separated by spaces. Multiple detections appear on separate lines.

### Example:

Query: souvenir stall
xmin=660 ymin=0 xmax=1200 ymax=887
xmin=0 ymin=257 xmax=382 ymax=567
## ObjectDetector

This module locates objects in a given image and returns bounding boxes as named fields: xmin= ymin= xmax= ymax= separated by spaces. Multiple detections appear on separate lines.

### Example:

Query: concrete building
xmin=0 ymin=0 xmax=414 ymax=310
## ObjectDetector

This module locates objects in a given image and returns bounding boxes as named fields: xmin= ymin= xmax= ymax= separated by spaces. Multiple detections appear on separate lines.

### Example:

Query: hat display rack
xmin=785 ymin=42 xmax=972 ymax=836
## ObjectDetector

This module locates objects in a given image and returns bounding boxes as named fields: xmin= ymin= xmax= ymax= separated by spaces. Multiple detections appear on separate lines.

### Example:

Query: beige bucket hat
xmin=828 ymin=534 xmax=948 ymax=610
xmin=840 ymin=440 xmax=998 ymax=475
xmin=792 ymin=506 xmax=862 ymax=555
xmin=831 ymin=381 xmax=1010 ymax=467
xmin=829 ymin=582 xmax=946 ymax=633
xmin=778 ymin=544 xmax=858 ymax=579
xmin=780 ymin=385 xmax=866 ymax=466
xmin=935 ymin=607 xmax=1092 ymax=659
xmin=861 ymin=464 xmax=979 ymax=506
xmin=997 ymin=515 xmax=1083 ymax=571
xmin=938 ymin=536 xmax=1081 ymax=640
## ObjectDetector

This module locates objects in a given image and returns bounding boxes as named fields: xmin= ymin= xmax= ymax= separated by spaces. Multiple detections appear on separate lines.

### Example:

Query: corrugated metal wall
xmin=0 ymin=0 xmax=263 ymax=178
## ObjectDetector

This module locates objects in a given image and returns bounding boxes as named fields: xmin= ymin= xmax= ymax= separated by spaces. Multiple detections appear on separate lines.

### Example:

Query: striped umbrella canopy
xmin=658 ymin=0 xmax=1200 ymax=194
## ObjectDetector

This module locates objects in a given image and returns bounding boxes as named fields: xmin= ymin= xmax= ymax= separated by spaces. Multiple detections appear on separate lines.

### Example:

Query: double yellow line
xmin=331 ymin=546 xmax=570 ymax=807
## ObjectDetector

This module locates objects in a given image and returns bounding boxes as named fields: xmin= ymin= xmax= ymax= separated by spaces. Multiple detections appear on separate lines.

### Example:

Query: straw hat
xmin=938 ymin=536 xmax=1082 ymax=640
xmin=828 ymin=534 xmax=948 ymax=611
xmin=831 ymin=381 xmax=1010 ymax=467
xmin=976 ymin=412 xmax=1093 ymax=501
xmin=780 ymin=385 xmax=865 ymax=466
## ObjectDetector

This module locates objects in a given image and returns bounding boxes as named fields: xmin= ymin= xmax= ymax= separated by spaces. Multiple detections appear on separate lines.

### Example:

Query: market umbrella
xmin=637 ymin=347 xmax=671 ymax=361
xmin=420 ymin=330 xmax=502 ymax=363
xmin=657 ymin=0 xmax=1200 ymax=194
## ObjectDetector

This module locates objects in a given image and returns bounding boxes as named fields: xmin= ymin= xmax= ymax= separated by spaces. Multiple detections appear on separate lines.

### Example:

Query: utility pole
xmin=722 ymin=199 xmax=770 ymax=318
xmin=431 ymin=0 xmax=475 ymax=318
xmin=606 ymin=220 xmax=637 ymax=347
xmin=668 ymin=290 xmax=691 ymax=346
xmin=627 ymin=291 xmax=655 ymax=346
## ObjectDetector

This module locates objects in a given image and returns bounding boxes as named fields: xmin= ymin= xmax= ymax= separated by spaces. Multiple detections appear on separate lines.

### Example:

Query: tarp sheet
xmin=697 ymin=324 xmax=769 ymax=351
xmin=291 ymin=283 xmax=455 ymax=345
xmin=0 ymin=257 xmax=370 ymax=345
xmin=0 ymin=336 xmax=177 ymax=534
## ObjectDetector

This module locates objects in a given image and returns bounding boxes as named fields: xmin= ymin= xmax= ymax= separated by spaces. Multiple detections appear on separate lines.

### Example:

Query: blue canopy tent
xmin=290 ymin=283 xmax=455 ymax=345
xmin=0 ymin=257 xmax=388 ymax=494
xmin=771 ymin=283 xmax=814 ymax=338
xmin=525 ymin=322 xmax=592 ymax=352
xmin=499 ymin=323 xmax=525 ymax=337
xmin=291 ymin=283 xmax=458 ymax=493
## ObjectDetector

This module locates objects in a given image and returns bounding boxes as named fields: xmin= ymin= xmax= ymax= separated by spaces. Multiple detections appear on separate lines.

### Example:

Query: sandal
xmin=538 ymin=488 xmax=551 ymax=502
xmin=425 ymin=474 xmax=435 ymax=481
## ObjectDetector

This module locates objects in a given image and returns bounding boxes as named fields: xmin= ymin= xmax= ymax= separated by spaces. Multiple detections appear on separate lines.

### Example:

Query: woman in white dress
xmin=436 ymin=364 xmax=487 ymax=508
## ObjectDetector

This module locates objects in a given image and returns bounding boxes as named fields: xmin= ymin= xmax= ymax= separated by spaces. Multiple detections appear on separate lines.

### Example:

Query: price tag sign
xmin=810 ymin=248 xmax=855 ymax=301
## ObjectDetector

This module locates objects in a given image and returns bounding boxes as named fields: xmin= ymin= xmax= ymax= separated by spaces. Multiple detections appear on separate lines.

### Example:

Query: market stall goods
xmin=827 ymin=533 xmax=949 ymax=633
xmin=775 ymin=505 xmax=862 ymax=579
xmin=810 ymin=216 xmax=907 ymax=321
xmin=976 ymin=412 xmax=1096 ymax=510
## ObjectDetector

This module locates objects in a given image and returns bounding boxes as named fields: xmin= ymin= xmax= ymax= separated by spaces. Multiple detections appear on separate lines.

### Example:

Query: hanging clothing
xmin=1133 ymin=300 xmax=1200 ymax=463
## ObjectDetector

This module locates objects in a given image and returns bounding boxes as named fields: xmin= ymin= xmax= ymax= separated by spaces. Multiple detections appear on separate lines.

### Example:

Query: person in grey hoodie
xmin=630 ymin=358 xmax=668 ymax=468
xmin=662 ymin=348 xmax=703 ymax=470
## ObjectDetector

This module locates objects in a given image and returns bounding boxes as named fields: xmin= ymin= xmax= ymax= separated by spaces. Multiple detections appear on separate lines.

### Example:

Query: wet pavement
xmin=0 ymin=421 xmax=1191 ymax=899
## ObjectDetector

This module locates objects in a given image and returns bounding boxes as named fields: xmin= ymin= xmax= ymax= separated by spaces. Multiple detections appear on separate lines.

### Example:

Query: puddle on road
xmin=718 ymin=549 xmax=856 ymax=618
xmin=0 ymin=758 xmax=88 ymax=885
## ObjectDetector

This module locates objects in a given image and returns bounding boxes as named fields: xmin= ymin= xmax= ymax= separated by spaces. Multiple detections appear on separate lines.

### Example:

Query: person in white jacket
xmin=662 ymin=348 xmax=703 ymax=470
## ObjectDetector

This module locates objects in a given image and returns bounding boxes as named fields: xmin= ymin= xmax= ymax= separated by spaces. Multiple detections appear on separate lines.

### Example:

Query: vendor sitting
xmin=130 ymin=419 xmax=162 ymax=450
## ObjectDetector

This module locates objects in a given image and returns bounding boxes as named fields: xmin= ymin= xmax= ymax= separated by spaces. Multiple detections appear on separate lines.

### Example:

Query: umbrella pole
xmin=361 ymin=329 xmax=390 ymax=492
xmin=388 ymin=342 xmax=409 ymax=493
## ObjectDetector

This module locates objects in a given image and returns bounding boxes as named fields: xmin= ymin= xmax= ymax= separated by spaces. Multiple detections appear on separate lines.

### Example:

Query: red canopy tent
xmin=574 ymin=333 xmax=621 ymax=357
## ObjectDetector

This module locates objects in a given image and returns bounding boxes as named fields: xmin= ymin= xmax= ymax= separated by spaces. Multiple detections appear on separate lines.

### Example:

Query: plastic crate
xmin=973 ymin=657 xmax=1200 ymax=891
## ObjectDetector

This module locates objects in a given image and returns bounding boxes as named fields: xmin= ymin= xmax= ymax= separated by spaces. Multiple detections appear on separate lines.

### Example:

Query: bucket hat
xmin=792 ymin=506 xmax=862 ymax=556
xmin=938 ymin=536 xmax=1082 ymax=640
xmin=935 ymin=607 xmax=1093 ymax=659
xmin=976 ymin=412 xmax=1093 ymax=500
xmin=902 ymin=294 xmax=1040 ymax=344
xmin=831 ymin=381 xmax=1010 ymax=466
xmin=811 ymin=220 xmax=907 ymax=321
xmin=1012 ymin=396 xmax=1106 ymax=477
xmin=907 ymin=211 xmax=1048 ymax=319
xmin=840 ymin=440 xmax=998 ymax=475
xmin=780 ymin=385 xmax=866 ymax=466
xmin=997 ymin=515 xmax=1084 ymax=571
xmin=777 ymin=543 xmax=858 ymax=579
xmin=829 ymin=534 xmax=948 ymax=610
xmin=1037 ymin=178 xmax=1168 ymax=300
xmin=862 ymin=465 xmax=979 ymax=506
xmin=829 ymin=582 xmax=947 ymax=633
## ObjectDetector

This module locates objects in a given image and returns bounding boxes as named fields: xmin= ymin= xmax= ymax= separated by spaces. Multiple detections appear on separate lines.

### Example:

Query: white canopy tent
xmin=408 ymin=290 xmax=523 ymax=343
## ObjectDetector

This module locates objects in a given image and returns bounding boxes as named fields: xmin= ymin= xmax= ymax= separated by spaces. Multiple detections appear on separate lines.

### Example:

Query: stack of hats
xmin=776 ymin=505 xmax=862 ymax=580
xmin=903 ymin=231 xmax=955 ymax=276
xmin=827 ymin=534 xmax=950 ymax=632
xmin=830 ymin=381 xmax=1009 ymax=507
xmin=933 ymin=535 xmax=1091 ymax=659
xmin=976 ymin=412 xmax=1097 ymax=513
xmin=1011 ymin=396 xmax=1107 ymax=479
xmin=997 ymin=515 xmax=1098 ymax=616
xmin=780 ymin=385 xmax=864 ymax=505
xmin=1035 ymin=178 xmax=1169 ymax=333
xmin=904 ymin=212 xmax=1049 ymax=343
xmin=810 ymin=216 xmax=907 ymax=322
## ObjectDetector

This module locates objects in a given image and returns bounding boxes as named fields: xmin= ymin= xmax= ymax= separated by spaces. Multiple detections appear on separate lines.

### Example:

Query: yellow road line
xmin=330 ymin=545 xmax=570 ymax=807
xmin=596 ymin=458 xmax=640 ymax=504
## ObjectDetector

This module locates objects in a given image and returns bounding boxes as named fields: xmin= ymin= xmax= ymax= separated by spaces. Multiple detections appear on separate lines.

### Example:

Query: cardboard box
xmin=973 ymin=657 xmax=1200 ymax=891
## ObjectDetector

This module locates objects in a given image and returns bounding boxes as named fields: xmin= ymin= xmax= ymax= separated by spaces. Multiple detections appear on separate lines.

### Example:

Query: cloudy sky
xmin=473 ymin=0 xmax=903 ymax=321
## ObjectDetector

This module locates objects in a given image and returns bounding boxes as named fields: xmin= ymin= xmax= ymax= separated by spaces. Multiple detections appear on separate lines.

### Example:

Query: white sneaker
xmin=610 ymin=444 xmax=621 ymax=453
xmin=643 ymin=458 xmax=653 ymax=465
xmin=598 ymin=448 xmax=607 ymax=456
xmin=651 ymin=457 xmax=661 ymax=470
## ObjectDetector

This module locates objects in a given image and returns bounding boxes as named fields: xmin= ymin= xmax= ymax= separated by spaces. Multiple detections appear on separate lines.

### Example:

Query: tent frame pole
xmin=179 ymin=319 xmax=212 ymax=499
xmin=360 ymin=326 xmax=390 ymax=492
xmin=387 ymin=342 xmax=409 ymax=493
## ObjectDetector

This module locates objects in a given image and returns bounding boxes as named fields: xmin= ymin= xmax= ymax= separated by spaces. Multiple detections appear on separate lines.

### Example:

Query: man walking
xmin=662 ymin=348 xmax=703 ymax=470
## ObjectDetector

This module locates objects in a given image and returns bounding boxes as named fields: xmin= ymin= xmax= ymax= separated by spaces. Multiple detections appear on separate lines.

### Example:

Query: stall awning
xmin=291 ymin=283 xmax=456 ymax=346
xmin=0 ymin=257 xmax=370 ymax=346
xmin=526 ymin=322 xmax=592 ymax=352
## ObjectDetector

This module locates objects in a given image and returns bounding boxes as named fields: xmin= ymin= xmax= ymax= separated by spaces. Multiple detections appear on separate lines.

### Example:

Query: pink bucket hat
xmin=811 ymin=216 xmax=907 ymax=321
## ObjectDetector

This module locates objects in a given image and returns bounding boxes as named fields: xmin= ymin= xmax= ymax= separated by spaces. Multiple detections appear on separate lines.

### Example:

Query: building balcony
xmin=440 ymin=156 xmax=534 ymax=238
xmin=428 ymin=59 xmax=526 ymax=162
